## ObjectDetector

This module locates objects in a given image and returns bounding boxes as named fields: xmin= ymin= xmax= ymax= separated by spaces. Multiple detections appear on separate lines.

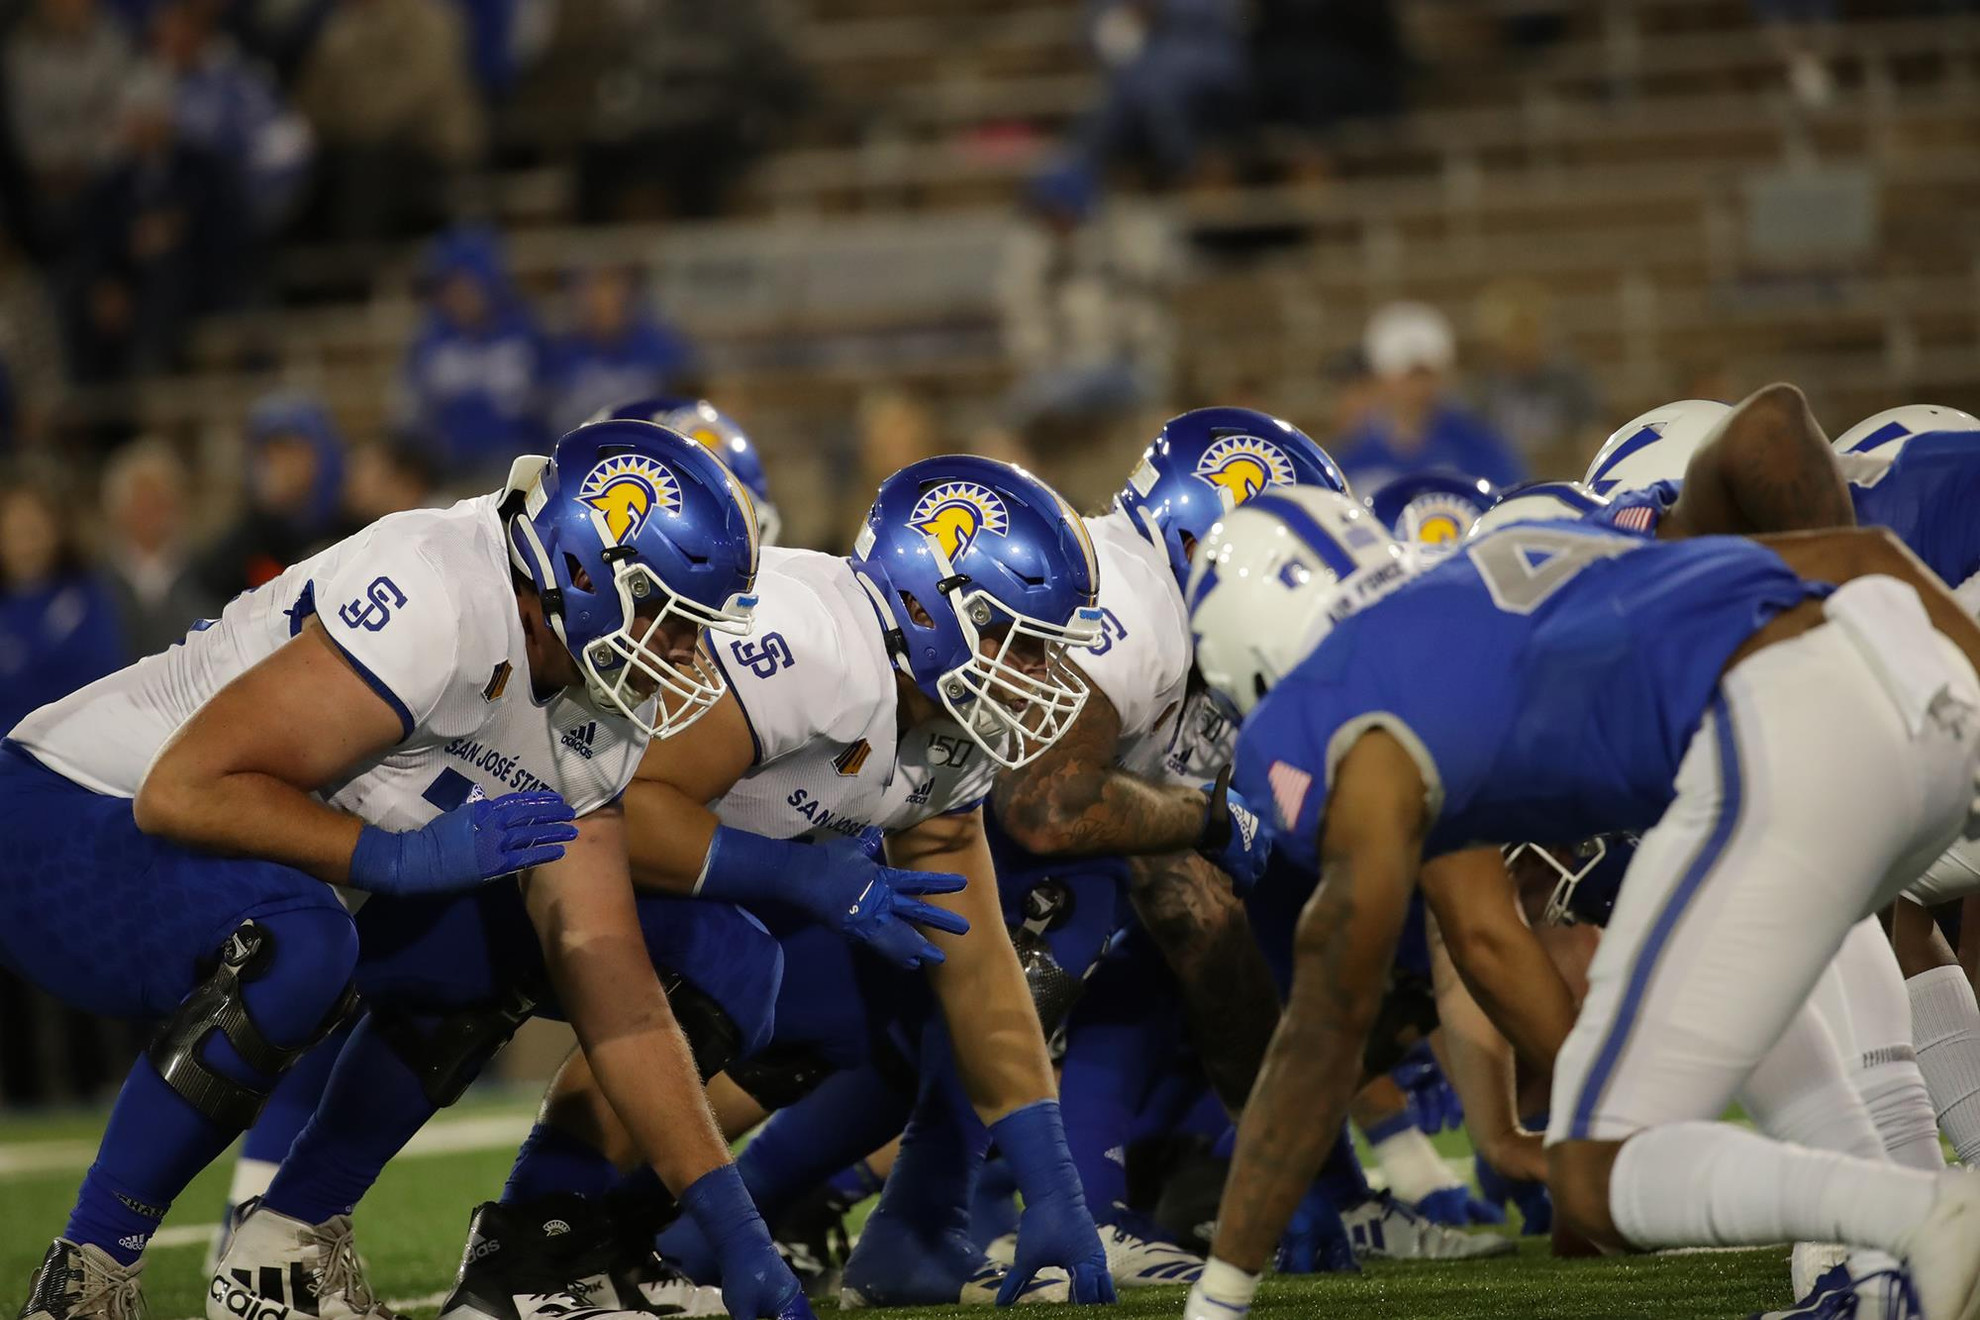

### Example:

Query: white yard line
xmin=0 ymin=1109 xmax=534 ymax=1181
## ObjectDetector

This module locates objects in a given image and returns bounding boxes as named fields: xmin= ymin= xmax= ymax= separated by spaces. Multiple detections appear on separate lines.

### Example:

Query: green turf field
xmin=0 ymin=1098 xmax=1796 ymax=1320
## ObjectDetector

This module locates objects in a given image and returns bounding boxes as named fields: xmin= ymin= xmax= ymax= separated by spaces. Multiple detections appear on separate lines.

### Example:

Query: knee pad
xmin=662 ymin=972 xmax=745 ymax=1082
xmin=725 ymin=1042 xmax=838 ymax=1112
xmin=371 ymin=986 xmax=540 ymax=1109
xmin=147 ymin=919 xmax=359 ymax=1128
xmin=1363 ymin=968 xmax=1438 ymax=1078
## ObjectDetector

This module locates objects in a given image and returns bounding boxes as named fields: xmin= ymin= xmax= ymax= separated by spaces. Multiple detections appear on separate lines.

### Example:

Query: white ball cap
xmin=1365 ymin=302 xmax=1457 ymax=379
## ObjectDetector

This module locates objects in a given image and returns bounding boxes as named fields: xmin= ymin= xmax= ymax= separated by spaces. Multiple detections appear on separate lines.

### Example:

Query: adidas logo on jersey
xmin=559 ymin=723 xmax=598 ymax=760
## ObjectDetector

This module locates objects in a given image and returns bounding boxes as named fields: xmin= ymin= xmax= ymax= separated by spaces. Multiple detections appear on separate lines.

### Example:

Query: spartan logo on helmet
xmin=908 ymin=481 xmax=1011 ymax=560
xmin=1398 ymin=494 xmax=1475 ymax=546
xmin=575 ymin=454 xmax=683 ymax=544
xmin=1194 ymin=434 xmax=1298 ymax=506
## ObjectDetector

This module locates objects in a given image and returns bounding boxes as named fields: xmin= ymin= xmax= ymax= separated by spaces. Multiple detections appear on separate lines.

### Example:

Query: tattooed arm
xmin=991 ymin=676 xmax=1208 ymax=858
xmin=1128 ymin=849 xmax=1281 ymax=1112
xmin=1665 ymin=382 xmax=1855 ymax=539
xmin=1207 ymin=731 xmax=1428 ymax=1273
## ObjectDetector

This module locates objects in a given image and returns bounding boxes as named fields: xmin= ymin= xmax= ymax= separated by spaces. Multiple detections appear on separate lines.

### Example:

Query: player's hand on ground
xmin=348 ymin=789 xmax=578 ymax=894
xmin=1196 ymin=766 xmax=1271 ymax=894
xmin=680 ymin=1165 xmax=812 ymax=1320
xmin=829 ymin=858 xmax=971 ymax=970
xmin=991 ymin=1101 xmax=1116 ymax=1305
xmin=1475 ymin=1151 xmax=1554 ymax=1236
xmin=1392 ymin=1046 xmax=1463 ymax=1134
xmin=1275 ymin=1183 xmax=1359 ymax=1275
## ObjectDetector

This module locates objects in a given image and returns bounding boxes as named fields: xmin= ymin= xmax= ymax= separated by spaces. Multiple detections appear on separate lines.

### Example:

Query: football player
xmin=1365 ymin=471 xmax=1496 ymax=556
xmin=440 ymin=455 xmax=1121 ymax=1314
xmin=594 ymin=399 xmax=783 ymax=549
xmin=1184 ymin=486 xmax=1980 ymax=1320
xmin=2 ymin=421 xmax=813 ymax=1320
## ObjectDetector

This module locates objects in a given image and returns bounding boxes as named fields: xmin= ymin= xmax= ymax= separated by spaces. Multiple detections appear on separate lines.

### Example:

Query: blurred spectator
xmin=577 ymin=0 xmax=804 ymax=222
xmin=1250 ymin=0 xmax=1407 ymax=161
xmin=59 ymin=68 xmax=244 ymax=383
xmin=150 ymin=0 xmax=313 ymax=234
xmin=1331 ymin=301 xmax=1524 ymax=492
xmin=0 ymin=235 xmax=69 ymax=447
xmin=1072 ymin=0 xmax=1247 ymax=187
xmin=999 ymin=164 xmax=1176 ymax=436
xmin=1469 ymin=280 xmax=1600 ymax=476
xmin=1321 ymin=346 xmax=1378 ymax=441
xmin=454 ymin=0 xmax=558 ymax=99
xmin=4 ymin=0 xmax=136 ymax=247
xmin=342 ymin=435 xmax=440 ymax=526
xmin=195 ymin=391 xmax=346 ymax=598
xmin=0 ymin=479 xmax=126 ymax=734
xmin=100 ymin=438 xmax=216 ymax=655
xmin=294 ymin=0 xmax=485 ymax=242
xmin=398 ymin=227 xmax=547 ymax=482
xmin=543 ymin=265 xmax=695 ymax=435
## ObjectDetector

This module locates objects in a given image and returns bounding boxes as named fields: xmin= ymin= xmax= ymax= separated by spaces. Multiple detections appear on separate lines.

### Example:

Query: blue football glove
xmin=1196 ymin=766 xmax=1270 ymax=895
xmin=1413 ymin=1185 xmax=1507 ymax=1227
xmin=991 ymin=1102 xmax=1115 ymax=1305
xmin=1275 ymin=1181 xmax=1360 ymax=1275
xmin=1475 ymin=1129 xmax=1554 ymax=1236
xmin=697 ymin=827 xmax=969 ymax=970
xmin=678 ymin=1164 xmax=813 ymax=1320
xmin=1392 ymin=1045 xmax=1463 ymax=1134
xmin=348 ymin=789 xmax=577 ymax=895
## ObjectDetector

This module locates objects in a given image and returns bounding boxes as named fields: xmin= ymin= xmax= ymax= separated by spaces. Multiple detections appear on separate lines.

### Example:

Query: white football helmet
xmin=1185 ymin=488 xmax=1414 ymax=717
xmin=1466 ymin=480 xmax=1611 ymax=541
xmin=1584 ymin=399 xmax=1731 ymax=495
xmin=1832 ymin=404 xmax=1980 ymax=454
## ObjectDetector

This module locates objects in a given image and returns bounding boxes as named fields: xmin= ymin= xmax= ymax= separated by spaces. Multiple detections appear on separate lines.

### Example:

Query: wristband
xmin=348 ymin=823 xmax=401 ymax=891
xmin=694 ymin=827 xmax=809 ymax=906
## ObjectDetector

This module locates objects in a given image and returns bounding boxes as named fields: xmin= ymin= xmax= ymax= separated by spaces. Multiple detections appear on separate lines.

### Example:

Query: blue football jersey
xmin=1843 ymin=429 xmax=1980 ymax=593
xmin=1234 ymin=523 xmax=1825 ymax=869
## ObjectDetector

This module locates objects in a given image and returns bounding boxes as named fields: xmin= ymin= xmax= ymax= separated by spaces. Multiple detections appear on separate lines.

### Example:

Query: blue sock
xmin=967 ymin=1157 xmax=1019 ymax=1252
xmin=260 ymin=1013 xmax=440 ymax=1224
xmin=731 ymin=1065 xmax=912 ymax=1222
xmin=861 ymin=1053 xmax=984 ymax=1241
xmin=1313 ymin=1128 xmax=1372 ymax=1209
xmin=503 ymin=1121 xmax=619 ymax=1205
xmin=69 ymin=907 xmax=358 ymax=1263
xmin=239 ymin=1023 xmax=351 ymax=1167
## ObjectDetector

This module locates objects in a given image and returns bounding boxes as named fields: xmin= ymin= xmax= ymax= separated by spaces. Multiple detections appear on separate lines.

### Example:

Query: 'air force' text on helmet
xmin=850 ymin=456 xmax=1105 ymax=770
xmin=505 ymin=419 xmax=760 ymax=739
xmin=592 ymin=396 xmax=782 ymax=546
xmin=1832 ymin=403 xmax=1980 ymax=454
xmin=1584 ymin=399 xmax=1731 ymax=495
xmin=1115 ymin=406 xmax=1349 ymax=589
xmin=1186 ymin=488 xmax=1414 ymax=718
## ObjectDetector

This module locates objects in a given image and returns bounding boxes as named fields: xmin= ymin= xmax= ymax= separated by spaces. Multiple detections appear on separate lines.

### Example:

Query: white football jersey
xmin=10 ymin=494 xmax=645 ymax=837
xmin=1077 ymin=511 xmax=1233 ymax=786
xmin=707 ymin=547 xmax=993 ymax=846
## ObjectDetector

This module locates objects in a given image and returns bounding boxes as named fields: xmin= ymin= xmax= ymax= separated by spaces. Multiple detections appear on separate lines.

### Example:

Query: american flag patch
xmin=1612 ymin=505 xmax=1657 ymax=533
xmin=1268 ymin=760 xmax=1314 ymax=830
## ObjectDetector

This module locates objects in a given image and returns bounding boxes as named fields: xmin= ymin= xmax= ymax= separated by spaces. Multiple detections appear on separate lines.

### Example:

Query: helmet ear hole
xmin=898 ymin=590 xmax=935 ymax=629
xmin=1252 ymin=673 xmax=1271 ymax=704
xmin=564 ymin=553 xmax=594 ymax=593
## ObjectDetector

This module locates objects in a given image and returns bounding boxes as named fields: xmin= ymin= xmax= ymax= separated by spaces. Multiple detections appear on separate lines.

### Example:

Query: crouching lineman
xmin=4 ymin=421 xmax=818 ymax=1320
xmin=421 ymin=455 xmax=1121 ymax=1313
xmin=1182 ymin=486 xmax=1980 ymax=1320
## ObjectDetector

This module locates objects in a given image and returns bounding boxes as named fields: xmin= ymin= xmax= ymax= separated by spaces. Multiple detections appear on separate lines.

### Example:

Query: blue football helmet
xmin=1115 ymin=407 xmax=1350 ymax=588
xmin=504 ymin=419 xmax=760 ymax=739
xmin=850 ymin=456 xmax=1105 ymax=769
xmin=593 ymin=396 xmax=781 ymax=547
xmin=1366 ymin=471 xmax=1496 ymax=554
xmin=1466 ymin=480 xmax=1610 ymax=540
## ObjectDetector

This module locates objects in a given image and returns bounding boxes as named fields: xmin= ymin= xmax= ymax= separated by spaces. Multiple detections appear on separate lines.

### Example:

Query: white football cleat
xmin=1097 ymin=1219 xmax=1204 ymax=1286
xmin=982 ymin=1234 xmax=1017 ymax=1268
xmin=19 ymin=1240 xmax=146 ymax=1320
xmin=1899 ymin=1172 xmax=1980 ymax=1320
xmin=1794 ymin=1244 xmax=1853 ymax=1302
xmin=1341 ymin=1193 xmax=1516 ymax=1261
xmin=208 ymin=1204 xmax=399 ymax=1320
xmin=628 ymin=1260 xmax=725 ymax=1318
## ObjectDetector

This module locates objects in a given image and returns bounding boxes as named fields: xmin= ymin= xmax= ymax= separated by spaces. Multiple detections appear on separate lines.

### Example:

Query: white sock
xmin=1368 ymin=1126 xmax=1462 ymax=1204
xmin=1608 ymin=1121 xmax=1938 ymax=1256
xmin=1910 ymin=965 xmax=1980 ymax=1165
xmin=227 ymin=1158 xmax=278 ymax=1210
xmin=1858 ymin=1057 xmax=1947 ymax=1172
